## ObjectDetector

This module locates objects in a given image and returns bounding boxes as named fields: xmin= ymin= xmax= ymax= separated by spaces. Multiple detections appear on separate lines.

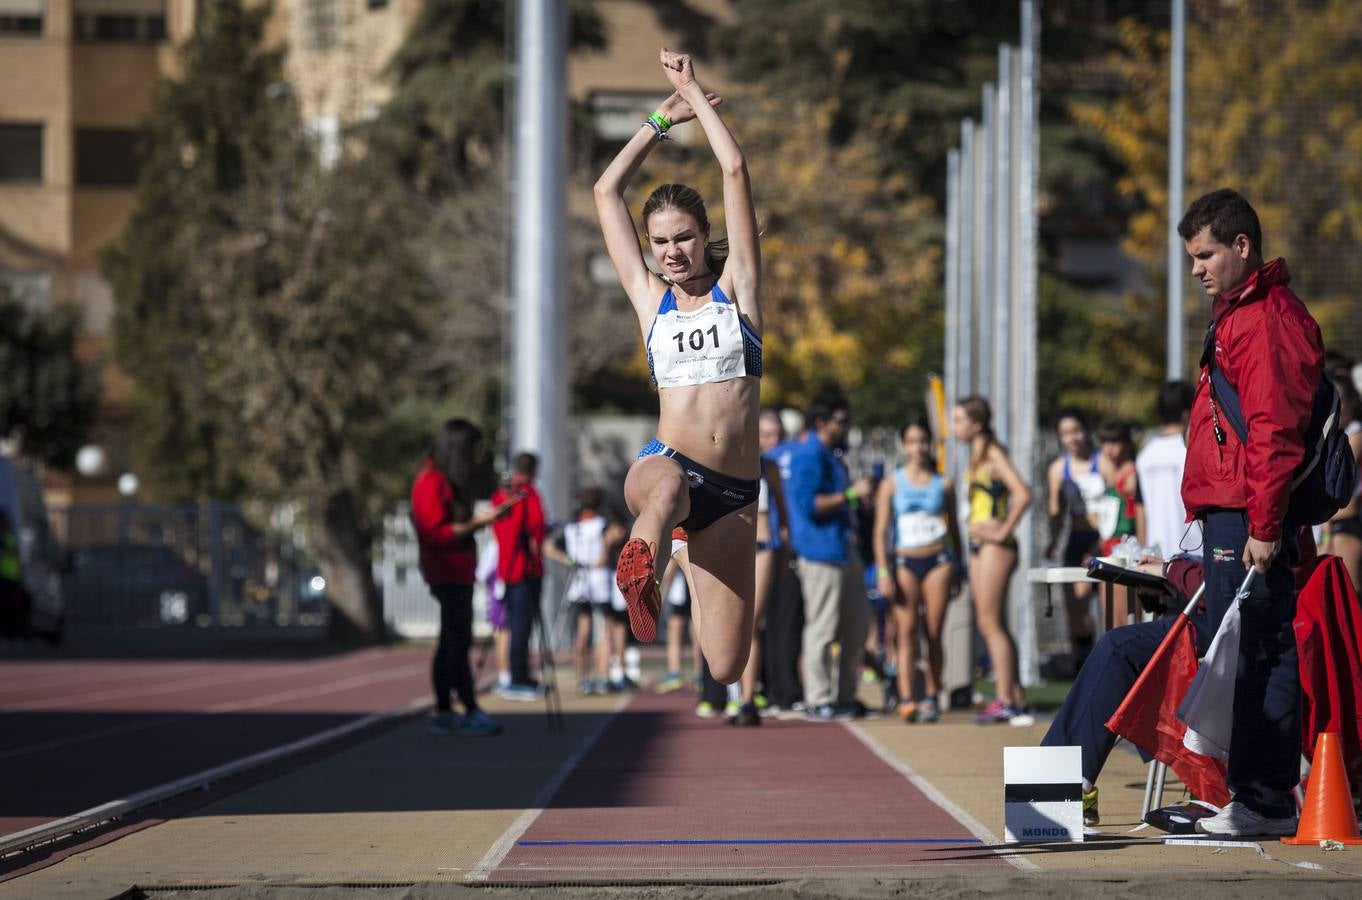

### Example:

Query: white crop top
xmin=645 ymin=283 xmax=762 ymax=389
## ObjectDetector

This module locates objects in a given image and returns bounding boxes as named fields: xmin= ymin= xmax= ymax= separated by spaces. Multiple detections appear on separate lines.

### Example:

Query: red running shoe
xmin=616 ymin=538 xmax=661 ymax=642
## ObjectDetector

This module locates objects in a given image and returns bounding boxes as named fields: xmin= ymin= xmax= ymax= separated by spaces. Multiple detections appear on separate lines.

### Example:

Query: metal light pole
xmin=993 ymin=47 xmax=1012 ymax=444
xmin=1166 ymin=0 xmax=1186 ymax=379
xmin=511 ymin=0 xmax=567 ymax=522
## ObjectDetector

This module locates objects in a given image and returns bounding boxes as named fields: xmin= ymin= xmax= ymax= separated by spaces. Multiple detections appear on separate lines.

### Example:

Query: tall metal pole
xmin=944 ymin=149 xmax=961 ymax=471
xmin=976 ymin=88 xmax=995 ymax=407
xmin=993 ymin=47 xmax=1012 ymax=446
xmin=958 ymin=120 xmax=975 ymax=405
xmin=1166 ymin=0 xmax=1186 ymax=379
xmin=511 ymin=0 xmax=567 ymax=522
xmin=1016 ymin=0 xmax=1041 ymax=688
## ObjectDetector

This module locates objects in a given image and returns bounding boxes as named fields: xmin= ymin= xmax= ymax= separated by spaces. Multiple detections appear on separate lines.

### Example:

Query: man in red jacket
xmin=1177 ymin=189 xmax=1324 ymax=836
xmin=491 ymin=452 xmax=548 ymax=700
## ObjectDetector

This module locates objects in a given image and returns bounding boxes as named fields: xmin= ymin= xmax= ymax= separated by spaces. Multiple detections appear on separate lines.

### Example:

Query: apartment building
xmin=0 ymin=0 xmax=730 ymax=501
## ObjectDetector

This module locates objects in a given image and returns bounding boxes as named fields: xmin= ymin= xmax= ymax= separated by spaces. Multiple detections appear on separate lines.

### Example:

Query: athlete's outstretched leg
xmin=618 ymin=456 xmax=690 ymax=642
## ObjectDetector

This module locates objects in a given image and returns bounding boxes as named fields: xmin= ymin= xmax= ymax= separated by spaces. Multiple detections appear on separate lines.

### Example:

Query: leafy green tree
xmin=106 ymin=0 xmax=613 ymax=639
xmin=0 ymin=291 xmax=99 ymax=467
xmin=106 ymin=1 xmax=434 ymax=638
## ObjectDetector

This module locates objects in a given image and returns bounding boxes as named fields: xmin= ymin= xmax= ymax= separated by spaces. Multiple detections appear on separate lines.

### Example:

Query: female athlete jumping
xmin=593 ymin=48 xmax=761 ymax=683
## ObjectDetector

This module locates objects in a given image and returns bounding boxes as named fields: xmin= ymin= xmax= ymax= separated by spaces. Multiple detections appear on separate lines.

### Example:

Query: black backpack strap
xmin=1201 ymin=317 xmax=1248 ymax=445
xmin=1210 ymin=368 xmax=1248 ymax=445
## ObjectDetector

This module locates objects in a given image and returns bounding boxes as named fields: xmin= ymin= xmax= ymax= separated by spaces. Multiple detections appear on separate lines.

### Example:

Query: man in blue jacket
xmin=787 ymin=392 xmax=874 ymax=720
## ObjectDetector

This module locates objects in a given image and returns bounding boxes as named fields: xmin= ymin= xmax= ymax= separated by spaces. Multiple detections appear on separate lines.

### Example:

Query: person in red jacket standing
xmin=1177 ymin=189 xmax=1324 ymax=836
xmin=411 ymin=420 xmax=520 ymax=737
xmin=490 ymin=452 xmax=548 ymax=700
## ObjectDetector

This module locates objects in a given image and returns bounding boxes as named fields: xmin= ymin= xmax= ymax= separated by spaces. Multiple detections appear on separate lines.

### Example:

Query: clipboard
xmin=1085 ymin=557 xmax=1180 ymax=599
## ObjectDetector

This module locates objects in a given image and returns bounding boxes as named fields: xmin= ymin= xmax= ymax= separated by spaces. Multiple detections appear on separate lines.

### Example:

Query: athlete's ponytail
xmin=704 ymin=237 xmax=729 ymax=276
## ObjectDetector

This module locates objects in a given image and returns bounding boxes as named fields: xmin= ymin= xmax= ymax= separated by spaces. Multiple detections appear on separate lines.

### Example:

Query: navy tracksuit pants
xmin=1043 ymin=510 xmax=1299 ymax=818
xmin=505 ymin=578 xmax=542 ymax=686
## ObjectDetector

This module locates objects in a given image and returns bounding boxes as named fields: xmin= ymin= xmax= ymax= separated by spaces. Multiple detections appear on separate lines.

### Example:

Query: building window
xmin=0 ymin=270 xmax=51 ymax=309
xmin=0 ymin=123 xmax=42 ymax=184
xmin=304 ymin=0 xmax=336 ymax=50
xmin=0 ymin=0 xmax=42 ymax=36
xmin=73 ymin=1 xmax=169 ymax=43
xmin=588 ymin=91 xmax=671 ymax=164
xmin=367 ymin=0 xmax=388 ymax=8
xmin=76 ymin=128 xmax=141 ymax=187
xmin=0 ymin=15 xmax=42 ymax=35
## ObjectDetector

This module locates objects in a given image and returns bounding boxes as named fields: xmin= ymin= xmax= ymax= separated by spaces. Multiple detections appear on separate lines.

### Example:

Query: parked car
xmin=0 ymin=456 xmax=67 ymax=644
xmin=63 ymin=543 xmax=210 ymax=627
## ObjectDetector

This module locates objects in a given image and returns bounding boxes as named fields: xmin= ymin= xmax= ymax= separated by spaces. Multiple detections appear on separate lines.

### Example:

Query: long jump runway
xmin=492 ymin=690 xmax=1012 ymax=882
xmin=0 ymin=647 xmax=427 ymax=840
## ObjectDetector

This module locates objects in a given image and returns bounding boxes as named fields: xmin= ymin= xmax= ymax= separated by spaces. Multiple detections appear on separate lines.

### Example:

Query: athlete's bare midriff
xmin=655 ymin=376 xmax=761 ymax=480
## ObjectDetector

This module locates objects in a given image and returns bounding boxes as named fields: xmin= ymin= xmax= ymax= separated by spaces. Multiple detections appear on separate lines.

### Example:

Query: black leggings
xmin=431 ymin=583 xmax=478 ymax=715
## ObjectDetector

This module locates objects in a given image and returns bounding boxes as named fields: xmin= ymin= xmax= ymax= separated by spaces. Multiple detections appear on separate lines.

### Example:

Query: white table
xmin=1026 ymin=565 xmax=1115 ymax=638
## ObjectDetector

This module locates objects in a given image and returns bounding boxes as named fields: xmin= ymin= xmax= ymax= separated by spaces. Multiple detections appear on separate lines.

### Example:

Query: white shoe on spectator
xmin=1194 ymin=801 xmax=1296 ymax=837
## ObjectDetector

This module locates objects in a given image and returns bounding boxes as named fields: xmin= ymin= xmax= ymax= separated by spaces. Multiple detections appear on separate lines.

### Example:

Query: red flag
xmin=1105 ymin=611 xmax=1231 ymax=807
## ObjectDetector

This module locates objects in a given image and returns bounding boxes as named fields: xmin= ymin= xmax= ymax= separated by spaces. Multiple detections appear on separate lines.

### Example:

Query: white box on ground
xmin=1003 ymin=745 xmax=1083 ymax=843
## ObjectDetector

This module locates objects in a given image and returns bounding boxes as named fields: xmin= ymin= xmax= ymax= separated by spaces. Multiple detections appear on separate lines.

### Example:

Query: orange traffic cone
xmin=1282 ymin=732 xmax=1362 ymax=845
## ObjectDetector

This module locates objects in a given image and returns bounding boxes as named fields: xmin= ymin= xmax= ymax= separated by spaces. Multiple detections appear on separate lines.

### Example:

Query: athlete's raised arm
xmin=593 ymin=87 xmax=721 ymax=327
xmin=661 ymin=48 xmax=760 ymax=332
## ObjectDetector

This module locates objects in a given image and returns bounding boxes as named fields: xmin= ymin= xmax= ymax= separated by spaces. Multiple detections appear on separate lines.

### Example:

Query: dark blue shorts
xmin=637 ymin=438 xmax=759 ymax=533
xmin=893 ymin=550 xmax=956 ymax=583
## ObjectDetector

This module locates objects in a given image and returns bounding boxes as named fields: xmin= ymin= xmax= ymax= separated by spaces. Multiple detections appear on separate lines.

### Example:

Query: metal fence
xmin=47 ymin=502 xmax=328 ymax=632
xmin=377 ymin=507 xmax=493 ymax=641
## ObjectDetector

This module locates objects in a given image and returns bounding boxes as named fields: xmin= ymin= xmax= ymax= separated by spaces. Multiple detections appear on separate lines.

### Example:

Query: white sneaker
xmin=1194 ymin=801 xmax=1296 ymax=837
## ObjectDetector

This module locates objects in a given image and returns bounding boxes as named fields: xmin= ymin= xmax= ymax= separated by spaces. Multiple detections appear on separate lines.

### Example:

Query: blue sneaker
xmin=427 ymin=712 xmax=461 ymax=735
xmin=804 ymin=704 xmax=841 ymax=722
xmin=457 ymin=709 xmax=502 ymax=736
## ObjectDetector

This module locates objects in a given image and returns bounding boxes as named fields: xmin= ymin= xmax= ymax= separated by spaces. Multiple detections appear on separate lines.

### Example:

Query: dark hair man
xmin=786 ymin=392 xmax=873 ymax=720
xmin=1177 ymin=188 xmax=1324 ymax=836
xmin=491 ymin=451 xmax=547 ymax=700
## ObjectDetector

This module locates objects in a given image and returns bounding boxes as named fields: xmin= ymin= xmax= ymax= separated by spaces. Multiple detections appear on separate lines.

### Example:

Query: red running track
xmin=494 ymin=690 xmax=1010 ymax=881
xmin=0 ymin=647 xmax=429 ymax=837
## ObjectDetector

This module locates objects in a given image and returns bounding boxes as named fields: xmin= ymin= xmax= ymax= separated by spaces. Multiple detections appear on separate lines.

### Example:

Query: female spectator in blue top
xmin=874 ymin=418 xmax=957 ymax=723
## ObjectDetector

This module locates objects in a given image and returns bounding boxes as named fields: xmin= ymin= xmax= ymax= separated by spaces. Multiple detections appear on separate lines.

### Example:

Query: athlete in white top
xmin=1135 ymin=380 xmax=1197 ymax=560
xmin=594 ymin=48 xmax=761 ymax=684
xmin=544 ymin=488 xmax=624 ymax=693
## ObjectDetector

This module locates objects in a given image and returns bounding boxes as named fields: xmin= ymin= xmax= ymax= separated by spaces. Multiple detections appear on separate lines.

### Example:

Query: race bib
xmin=650 ymin=302 xmax=747 ymax=389
xmin=1091 ymin=495 xmax=1121 ymax=540
xmin=897 ymin=512 xmax=948 ymax=549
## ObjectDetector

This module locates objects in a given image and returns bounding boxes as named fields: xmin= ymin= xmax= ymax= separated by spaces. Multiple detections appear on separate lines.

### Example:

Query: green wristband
xmin=649 ymin=111 xmax=671 ymax=132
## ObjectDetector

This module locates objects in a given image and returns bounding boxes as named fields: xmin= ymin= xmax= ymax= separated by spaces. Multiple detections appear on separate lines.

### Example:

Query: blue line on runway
xmin=518 ymin=838 xmax=982 ymax=846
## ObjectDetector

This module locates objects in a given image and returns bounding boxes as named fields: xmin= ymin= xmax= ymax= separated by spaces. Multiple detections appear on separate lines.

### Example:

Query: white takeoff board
xmin=1003 ymin=745 xmax=1084 ymax=843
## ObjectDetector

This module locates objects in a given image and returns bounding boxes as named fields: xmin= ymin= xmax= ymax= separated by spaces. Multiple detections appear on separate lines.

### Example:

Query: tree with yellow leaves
xmin=1072 ymin=0 xmax=1362 ymax=365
